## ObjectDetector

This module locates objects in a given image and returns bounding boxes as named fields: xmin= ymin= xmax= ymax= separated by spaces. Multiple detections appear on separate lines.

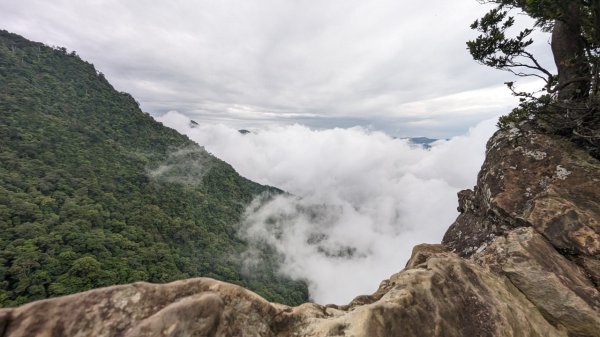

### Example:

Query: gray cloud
xmin=0 ymin=0 xmax=554 ymax=137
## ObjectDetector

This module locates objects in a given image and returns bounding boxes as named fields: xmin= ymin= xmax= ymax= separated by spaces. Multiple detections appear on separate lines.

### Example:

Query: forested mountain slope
xmin=0 ymin=30 xmax=307 ymax=307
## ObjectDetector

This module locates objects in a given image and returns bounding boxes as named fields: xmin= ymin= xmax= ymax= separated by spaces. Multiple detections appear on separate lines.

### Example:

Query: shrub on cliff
xmin=468 ymin=0 xmax=600 ymax=157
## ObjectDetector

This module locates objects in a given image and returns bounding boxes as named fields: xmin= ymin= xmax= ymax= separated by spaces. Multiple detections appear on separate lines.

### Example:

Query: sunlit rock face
xmin=1 ymin=124 xmax=600 ymax=337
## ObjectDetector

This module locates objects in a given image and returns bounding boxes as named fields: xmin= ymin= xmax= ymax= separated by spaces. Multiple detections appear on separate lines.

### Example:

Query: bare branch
xmin=505 ymin=68 xmax=549 ymax=81
xmin=521 ymin=51 xmax=554 ymax=77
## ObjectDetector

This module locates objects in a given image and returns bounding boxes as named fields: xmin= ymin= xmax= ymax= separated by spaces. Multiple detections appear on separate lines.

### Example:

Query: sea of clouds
xmin=157 ymin=111 xmax=498 ymax=304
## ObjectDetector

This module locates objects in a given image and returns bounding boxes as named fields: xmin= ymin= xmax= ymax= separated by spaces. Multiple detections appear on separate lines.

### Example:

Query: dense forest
xmin=0 ymin=30 xmax=308 ymax=307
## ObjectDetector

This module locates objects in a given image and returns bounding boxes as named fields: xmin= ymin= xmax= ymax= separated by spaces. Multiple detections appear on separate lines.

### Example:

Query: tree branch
xmin=547 ymin=76 xmax=592 ymax=93
xmin=521 ymin=51 xmax=554 ymax=77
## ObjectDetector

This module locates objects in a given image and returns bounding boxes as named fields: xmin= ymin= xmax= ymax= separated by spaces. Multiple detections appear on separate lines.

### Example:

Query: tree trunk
xmin=551 ymin=4 xmax=590 ymax=100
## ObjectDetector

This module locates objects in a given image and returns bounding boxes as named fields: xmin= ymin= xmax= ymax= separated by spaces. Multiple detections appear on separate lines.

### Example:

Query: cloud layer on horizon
xmin=0 ymin=0 xmax=552 ymax=137
xmin=157 ymin=111 xmax=497 ymax=303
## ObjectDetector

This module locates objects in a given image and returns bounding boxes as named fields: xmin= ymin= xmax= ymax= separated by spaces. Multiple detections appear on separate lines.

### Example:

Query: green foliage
xmin=497 ymin=94 xmax=552 ymax=128
xmin=468 ymin=8 xmax=535 ymax=70
xmin=467 ymin=2 xmax=556 ymax=92
xmin=470 ymin=1 xmax=600 ymax=155
xmin=0 ymin=30 xmax=308 ymax=307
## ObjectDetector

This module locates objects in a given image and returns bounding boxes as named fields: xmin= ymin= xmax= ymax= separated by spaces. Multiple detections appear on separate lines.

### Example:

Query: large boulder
xmin=0 ymin=247 xmax=566 ymax=337
xmin=0 ymin=278 xmax=279 ymax=337
xmin=476 ymin=227 xmax=600 ymax=336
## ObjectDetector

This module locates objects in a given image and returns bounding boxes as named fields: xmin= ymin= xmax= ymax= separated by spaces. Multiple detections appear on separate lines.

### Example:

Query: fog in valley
xmin=158 ymin=111 xmax=497 ymax=303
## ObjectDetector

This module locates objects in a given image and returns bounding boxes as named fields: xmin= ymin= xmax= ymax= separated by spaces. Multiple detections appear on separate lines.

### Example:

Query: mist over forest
xmin=158 ymin=111 xmax=497 ymax=302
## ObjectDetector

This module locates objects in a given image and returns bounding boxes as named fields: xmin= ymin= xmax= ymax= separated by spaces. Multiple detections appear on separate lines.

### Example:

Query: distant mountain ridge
xmin=408 ymin=137 xmax=438 ymax=145
xmin=0 ymin=30 xmax=307 ymax=307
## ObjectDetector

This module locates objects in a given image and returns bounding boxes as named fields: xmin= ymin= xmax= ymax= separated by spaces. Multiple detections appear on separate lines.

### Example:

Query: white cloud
xmin=157 ymin=111 xmax=498 ymax=304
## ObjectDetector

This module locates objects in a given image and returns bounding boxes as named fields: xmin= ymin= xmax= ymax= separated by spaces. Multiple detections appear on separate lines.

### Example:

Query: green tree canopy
xmin=468 ymin=0 xmax=600 ymax=154
xmin=0 ymin=30 xmax=308 ymax=307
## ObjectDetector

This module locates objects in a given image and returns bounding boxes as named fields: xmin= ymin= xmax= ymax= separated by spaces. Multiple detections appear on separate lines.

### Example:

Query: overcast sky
xmin=0 ymin=0 xmax=553 ymax=137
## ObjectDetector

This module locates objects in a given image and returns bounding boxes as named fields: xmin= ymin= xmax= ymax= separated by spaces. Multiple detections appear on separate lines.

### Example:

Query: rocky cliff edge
xmin=1 ymin=125 xmax=599 ymax=337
